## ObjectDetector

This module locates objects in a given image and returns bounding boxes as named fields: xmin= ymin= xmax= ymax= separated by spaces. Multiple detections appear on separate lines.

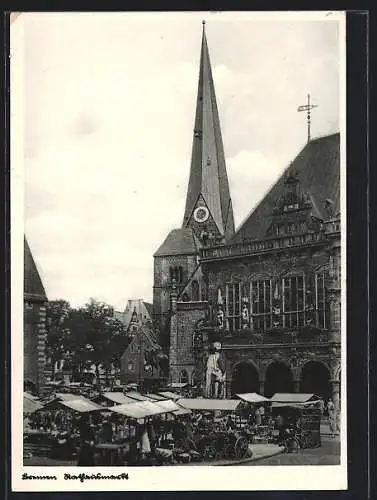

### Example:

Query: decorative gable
xmin=266 ymin=168 xmax=323 ymax=238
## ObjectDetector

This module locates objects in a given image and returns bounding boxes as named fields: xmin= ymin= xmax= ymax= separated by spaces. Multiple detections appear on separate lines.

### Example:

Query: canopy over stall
xmin=24 ymin=395 xmax=44 ymax=414
xmin=125 ymin=392 xmax=159 ymax=402
xmin=236 ymin=393 xmax=270 ymax=404
xmin=144 ymin=393 xmax=168 ymax=401
xmin=270 ymin=393 xmax=319 ymax=403
xmin=172 ymin=407 xmax=192 ymax=416
xmin=167 ymin=383 xmax=189 ymax=389
xmin=153 ymin=400 xmax=183 ymax=413
xmin=109 ymin=401 xmax=168 ymax=419
xmin=54 ymin=393 xmax=88 ymax=401
xmin=271 ymin=400 xmax=322 ymax=409
xmin=102 ymin=392 xmax=137 ymax=405
xmin=177 ymin=399 xmax=242 ymax=411
xmin=158 ymin=391 xmax=184 ymax=401
xmin=60 ymin=399 xmax=105 ymax=413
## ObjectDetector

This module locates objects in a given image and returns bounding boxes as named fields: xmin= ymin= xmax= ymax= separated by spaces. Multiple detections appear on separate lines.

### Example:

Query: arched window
xmin=192 ymin=280 xmax=199 ymax=301
xmin=251 ymin=278 xmax=272 ymax=331
xmin=282 ymin=274 xmax=305 ymax=328
xmin=315 ymin=270 xmax=327 ymax=328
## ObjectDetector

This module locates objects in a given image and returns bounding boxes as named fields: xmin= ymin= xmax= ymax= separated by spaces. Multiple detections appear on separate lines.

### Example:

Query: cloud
xmin=227 ymin=150 xmax=284 ymax=226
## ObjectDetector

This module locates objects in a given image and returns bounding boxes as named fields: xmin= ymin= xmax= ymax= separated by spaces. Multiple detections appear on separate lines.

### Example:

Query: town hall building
xmin=153 ymin=24 xmax=341 ymax=409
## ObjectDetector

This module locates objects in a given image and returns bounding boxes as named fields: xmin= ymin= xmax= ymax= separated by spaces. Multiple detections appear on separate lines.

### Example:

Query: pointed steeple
xmin=182 ymin=22 xmax=235 ymax=243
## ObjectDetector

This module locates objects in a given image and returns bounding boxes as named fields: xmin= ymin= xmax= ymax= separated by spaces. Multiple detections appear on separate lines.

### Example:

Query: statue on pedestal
xmin=205 ymin=342 xmax=226 ymax=399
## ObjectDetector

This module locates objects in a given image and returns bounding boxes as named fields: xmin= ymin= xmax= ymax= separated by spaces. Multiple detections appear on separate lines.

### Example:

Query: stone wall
xmin=153 ymin=253 xmax=198 ymax=349
xmin=24 ymin=300 xmax=47 ymax=395
xmin=169 ymin=306 xmax=205 ymax=383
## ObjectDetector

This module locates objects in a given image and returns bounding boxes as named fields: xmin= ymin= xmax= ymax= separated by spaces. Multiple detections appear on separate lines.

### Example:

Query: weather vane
xmin=297 ymin=94 xmax=318 ymax=143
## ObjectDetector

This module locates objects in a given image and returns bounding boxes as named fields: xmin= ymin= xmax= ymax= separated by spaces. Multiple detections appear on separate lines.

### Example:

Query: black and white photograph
xmin=11 ymin=11 xmax=346 ymax=491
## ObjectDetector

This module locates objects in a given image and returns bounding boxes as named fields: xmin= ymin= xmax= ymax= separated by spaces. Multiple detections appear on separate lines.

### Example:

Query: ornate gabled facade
xmin=153 ymin=25 xmax=341 ymax=409
xmin=24 ymin=237 xmax=48 ymax=395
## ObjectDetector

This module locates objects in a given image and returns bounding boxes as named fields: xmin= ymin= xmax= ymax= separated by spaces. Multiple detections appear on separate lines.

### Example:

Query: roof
xmin=232 ymin=133 xmax=340 ymax=243
xmin=177 ymin=398 xmax=241 ymax=411
xmin=154 ymin=228 xmax=202 ymax=257
xmin=236 ymin=393 xmax=270 ymax=404
xmin=118 ymin=299 xmax=153 ymax=328
xmin=182 ymin=25 xmax=235 ymax=239
xmin=24 ymin=237 xmax=47 ymax=301
xmin=269 ymin=393 xmax=318 ymax=403
xmin=141 ymin=325 xmax=161 ymax=350
xmin=143 ymin=302 xmax=153 ymax=318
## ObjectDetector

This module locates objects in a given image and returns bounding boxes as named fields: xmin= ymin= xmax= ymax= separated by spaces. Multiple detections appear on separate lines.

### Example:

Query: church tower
xmin=153 ymin=23 xmax=234 ymax=357
xmin=183 ymin=21 xmax=235 ymax=244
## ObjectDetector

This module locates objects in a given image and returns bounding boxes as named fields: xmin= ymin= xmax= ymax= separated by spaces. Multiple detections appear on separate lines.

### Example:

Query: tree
xmin=46 ymin=300 xmax=72 ymax=379
xmin=67 ymin=298 xmax=128 ymax=386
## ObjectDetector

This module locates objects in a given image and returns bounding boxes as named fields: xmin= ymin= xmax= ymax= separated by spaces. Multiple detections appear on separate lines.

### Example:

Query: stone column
xmin=226 ymin=378 xmax=232 ymax=399
xmin=331 ymin=379 xmax=340 ymax=411
xmin=259 ymin=381 xmax=265 ymax=396
xmin=293 ymin=380 xmax=300 ymax=393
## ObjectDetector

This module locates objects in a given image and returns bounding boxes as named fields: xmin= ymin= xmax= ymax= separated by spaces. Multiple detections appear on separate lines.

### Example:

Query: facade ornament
xmin=216 ymin=304 xmax=224 ymax=329
xmin=241 ymin=300 xmax=250 ymax=329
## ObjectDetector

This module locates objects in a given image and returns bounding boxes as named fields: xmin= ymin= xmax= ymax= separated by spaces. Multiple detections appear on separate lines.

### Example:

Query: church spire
xmin=182 ymin=23 xmax=235 ymax=243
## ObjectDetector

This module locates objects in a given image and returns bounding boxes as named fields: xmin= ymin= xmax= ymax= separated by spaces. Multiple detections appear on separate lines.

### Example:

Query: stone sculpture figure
xmin=205 ymin=342 xmax=226 ymax=398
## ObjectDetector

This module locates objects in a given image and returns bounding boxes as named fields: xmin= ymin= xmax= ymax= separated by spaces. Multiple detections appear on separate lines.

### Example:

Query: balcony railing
xmin=200 ymin=231 xmax=329 ymax=261
xmin=198 ymin=325 xmax=330 ymax=346
xmin=177 ymin=300 xmax=208 ymax=311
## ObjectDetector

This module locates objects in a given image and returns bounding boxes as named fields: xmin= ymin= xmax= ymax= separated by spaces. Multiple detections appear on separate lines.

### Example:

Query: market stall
xmin=270 ymin=394 xmax=321 ymax=450
xmin=173 ymin=399 xmax=250 ymax=461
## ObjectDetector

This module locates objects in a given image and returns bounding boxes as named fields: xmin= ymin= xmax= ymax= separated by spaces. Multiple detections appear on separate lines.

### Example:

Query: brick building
xmin=153 ymin=24 xmax=341 ymax=408
xmin=24 ymin=237 xmax=48 ymax=395
xmin=119 ymin=324 xmax=168 ymax=390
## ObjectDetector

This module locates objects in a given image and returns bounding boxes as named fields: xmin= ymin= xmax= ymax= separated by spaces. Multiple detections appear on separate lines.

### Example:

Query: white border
xmin=11 ymin=11 xmax=347 ymax=492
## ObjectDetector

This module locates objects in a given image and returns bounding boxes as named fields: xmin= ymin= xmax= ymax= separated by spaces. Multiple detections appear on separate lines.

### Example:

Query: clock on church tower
xmin=193 ymin=206 xmax=209 ymax=223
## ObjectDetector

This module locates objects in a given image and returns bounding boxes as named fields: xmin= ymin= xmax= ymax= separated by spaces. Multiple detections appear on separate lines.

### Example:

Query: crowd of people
xmin=24 ymin=387 xmax=340 ymax=465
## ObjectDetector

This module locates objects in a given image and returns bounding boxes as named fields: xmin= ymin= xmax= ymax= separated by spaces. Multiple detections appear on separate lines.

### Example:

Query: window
xmin=251 ymin=279 xmax=272 ymax=331
xmin=315 ymin=271 xmax=327 ymax=328
xmin=169 ymin=266 xmax=184 ymax=283
xmin=226 ymin=283 xmax=241 ymax=330
xmin=283 ymin=275 xmax=305 ymax=328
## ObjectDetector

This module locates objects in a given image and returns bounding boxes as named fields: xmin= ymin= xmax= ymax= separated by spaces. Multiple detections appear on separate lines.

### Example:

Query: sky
xmin=11 ymin=11 xmax=343 ymax=310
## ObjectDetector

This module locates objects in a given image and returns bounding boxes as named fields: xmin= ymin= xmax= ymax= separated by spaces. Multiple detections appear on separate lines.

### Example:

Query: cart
xmin=185 ymin=428 xmax=249 ymax=461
